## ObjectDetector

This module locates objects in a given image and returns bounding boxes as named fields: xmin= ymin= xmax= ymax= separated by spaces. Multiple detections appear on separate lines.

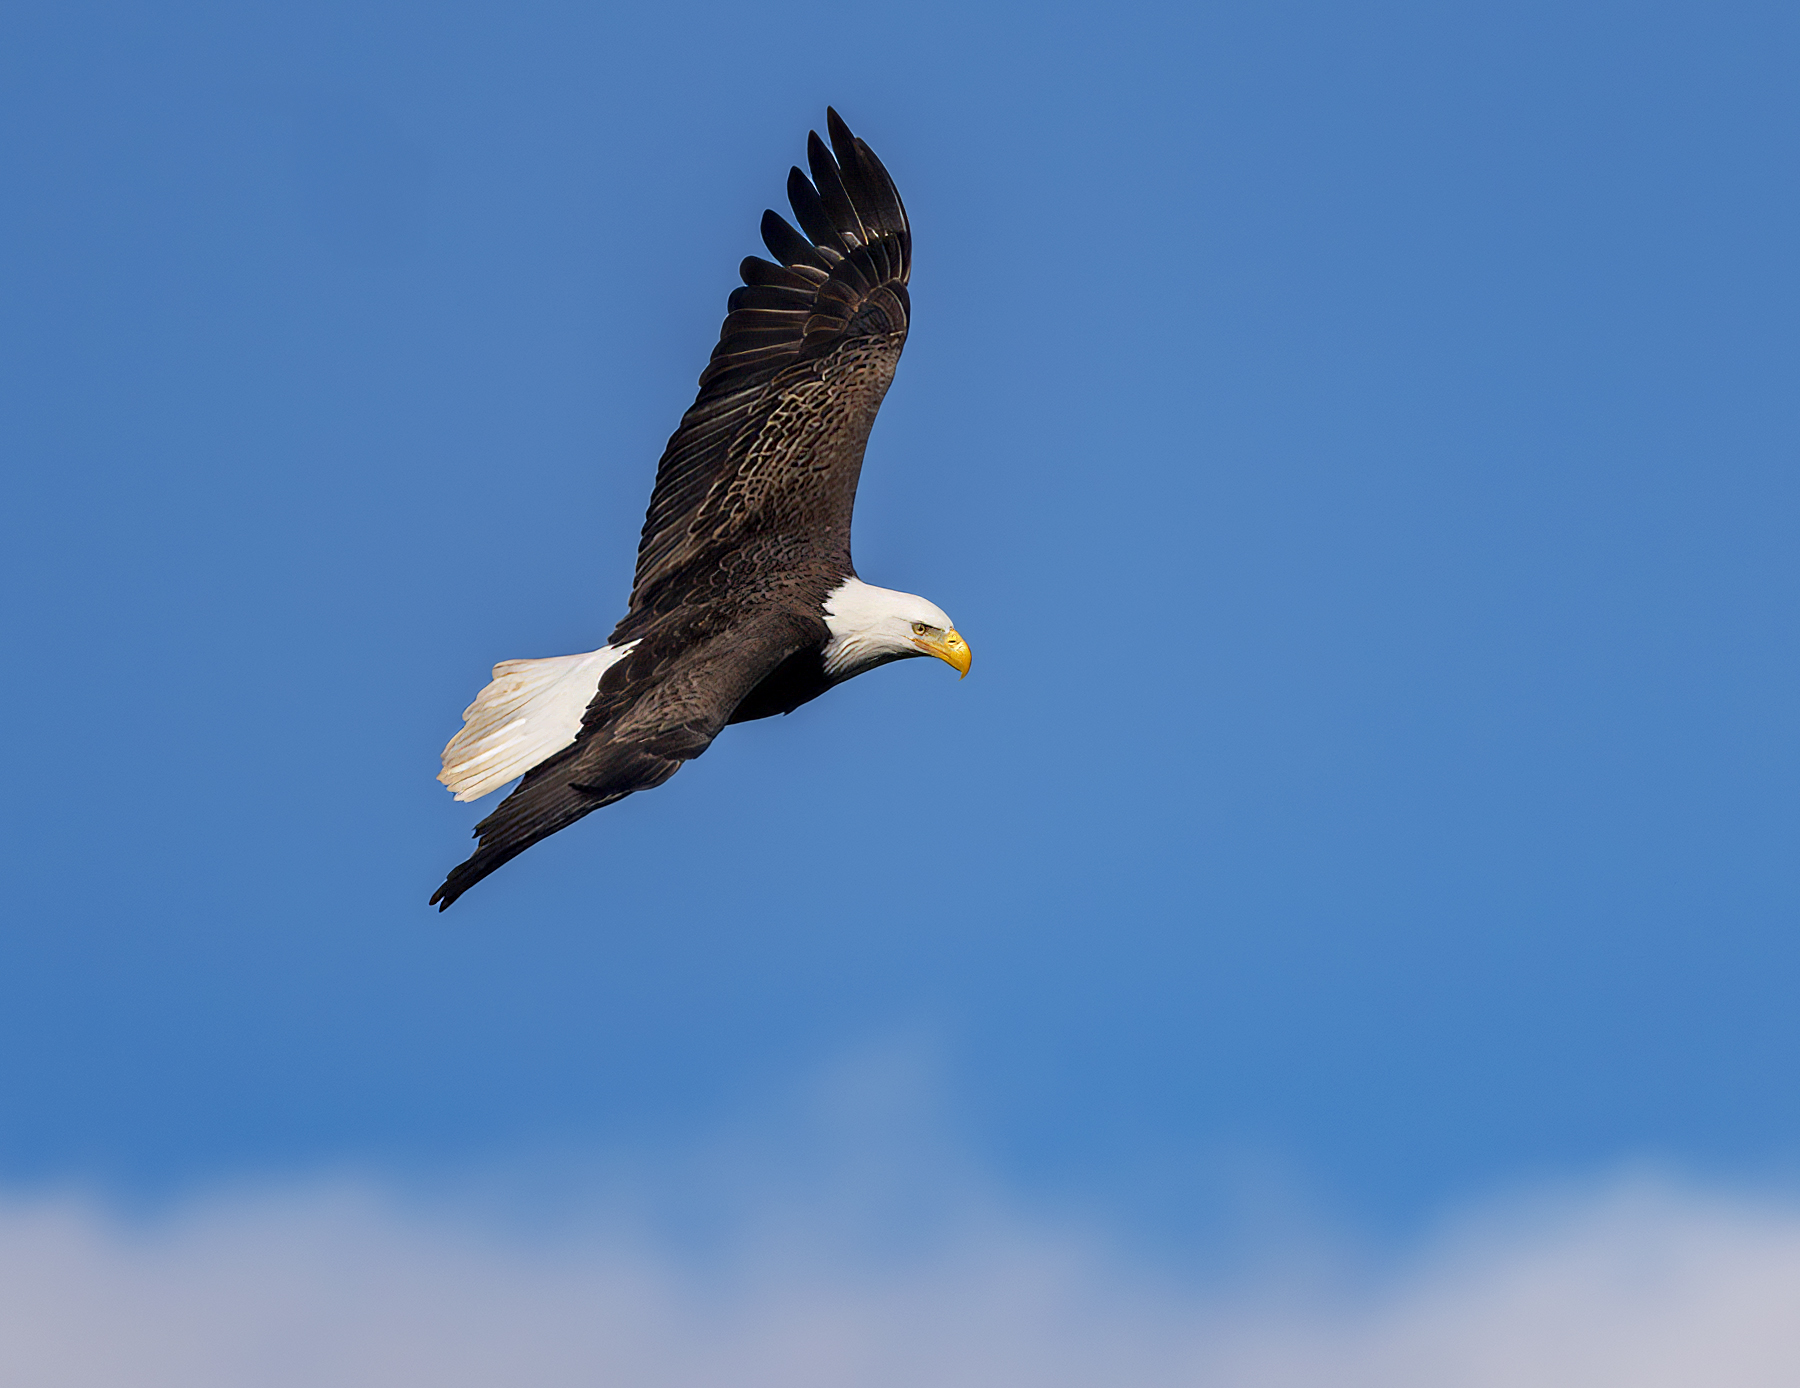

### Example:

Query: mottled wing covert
xmin=625 ymin=109 xmax=912 ymax=619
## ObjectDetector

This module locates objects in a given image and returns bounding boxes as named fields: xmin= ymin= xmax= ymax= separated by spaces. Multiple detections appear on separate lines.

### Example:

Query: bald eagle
xmin=431 ymin=110 xmax=969 ymax=909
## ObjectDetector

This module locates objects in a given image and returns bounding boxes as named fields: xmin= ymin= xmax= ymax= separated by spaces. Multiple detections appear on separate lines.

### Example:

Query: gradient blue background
xmin=2 ymin=0 xmax=1795 ymax=1245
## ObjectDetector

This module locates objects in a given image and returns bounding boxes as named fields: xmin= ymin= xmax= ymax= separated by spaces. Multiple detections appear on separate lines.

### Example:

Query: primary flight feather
xmin=431 ymin=109 xmax=970 ymax=909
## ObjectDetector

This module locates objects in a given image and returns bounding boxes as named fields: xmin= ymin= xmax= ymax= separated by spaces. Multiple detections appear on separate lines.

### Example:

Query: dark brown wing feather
xmin=624 ymin=109 xmax=911 ymax=620
xmin=430 ymin=609 xmax=823 ymax=910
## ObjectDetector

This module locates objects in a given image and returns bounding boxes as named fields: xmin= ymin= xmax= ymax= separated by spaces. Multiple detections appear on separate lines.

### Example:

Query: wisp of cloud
xmin=4 ymin=1090 xmax=1798 ymax=1388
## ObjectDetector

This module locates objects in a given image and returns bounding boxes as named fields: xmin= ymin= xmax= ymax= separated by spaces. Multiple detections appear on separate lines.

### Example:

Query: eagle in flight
xmin=432 ymin=110 xmax=969 ymax=909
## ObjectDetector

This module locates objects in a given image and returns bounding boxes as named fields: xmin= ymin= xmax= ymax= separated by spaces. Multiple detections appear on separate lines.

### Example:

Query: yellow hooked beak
xmin=913 ymin=628 xmax=973 ymax=678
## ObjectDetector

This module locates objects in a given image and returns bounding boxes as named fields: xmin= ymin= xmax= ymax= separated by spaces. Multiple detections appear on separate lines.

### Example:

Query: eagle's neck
xmin=820 ymin=576 xmax=924 ymax=679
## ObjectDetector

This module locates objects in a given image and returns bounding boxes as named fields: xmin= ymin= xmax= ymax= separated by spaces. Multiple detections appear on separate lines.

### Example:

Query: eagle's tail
xmin=438 ymin=643 xmax=636 ymax=802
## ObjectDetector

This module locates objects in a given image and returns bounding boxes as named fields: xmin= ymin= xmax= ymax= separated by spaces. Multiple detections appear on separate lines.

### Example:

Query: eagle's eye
xmin=911 ymin=621 xmax=932 ymax=635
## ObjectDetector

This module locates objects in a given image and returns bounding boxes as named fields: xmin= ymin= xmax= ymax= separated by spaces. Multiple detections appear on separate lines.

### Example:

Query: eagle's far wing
xmin=429 ymin=610 xmax=818 ymax=910
xmin=623 ymin=109 xmax=912 ymax=621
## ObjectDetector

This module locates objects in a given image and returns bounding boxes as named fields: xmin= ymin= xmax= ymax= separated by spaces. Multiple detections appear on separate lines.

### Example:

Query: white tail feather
xmin=438 ymin=642 xmax=636 ymax=802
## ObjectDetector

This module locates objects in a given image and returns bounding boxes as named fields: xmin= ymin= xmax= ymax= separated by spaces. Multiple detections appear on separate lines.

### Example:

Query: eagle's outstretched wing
xmin=619 ymin=107 xmax=911 ymax=629
xmin=431 ymin=611 xmax=820 ymax=910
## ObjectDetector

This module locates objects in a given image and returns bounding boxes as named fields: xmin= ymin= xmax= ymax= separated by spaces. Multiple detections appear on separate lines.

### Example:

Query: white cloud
xmin=1 ymin=1052 xmax=1795 ymax=1387
xmin=3 ymin=1162 xmax=1799 ymax=1387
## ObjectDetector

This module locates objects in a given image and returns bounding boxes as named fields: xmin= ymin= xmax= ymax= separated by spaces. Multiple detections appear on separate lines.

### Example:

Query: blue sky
xmin=3 ymin=0 xmax=1799 ymax=1373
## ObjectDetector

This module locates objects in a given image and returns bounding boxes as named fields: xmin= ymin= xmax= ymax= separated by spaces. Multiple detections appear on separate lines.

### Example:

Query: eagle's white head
xmin=821 ymin=577 xmax=972 ymax=680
